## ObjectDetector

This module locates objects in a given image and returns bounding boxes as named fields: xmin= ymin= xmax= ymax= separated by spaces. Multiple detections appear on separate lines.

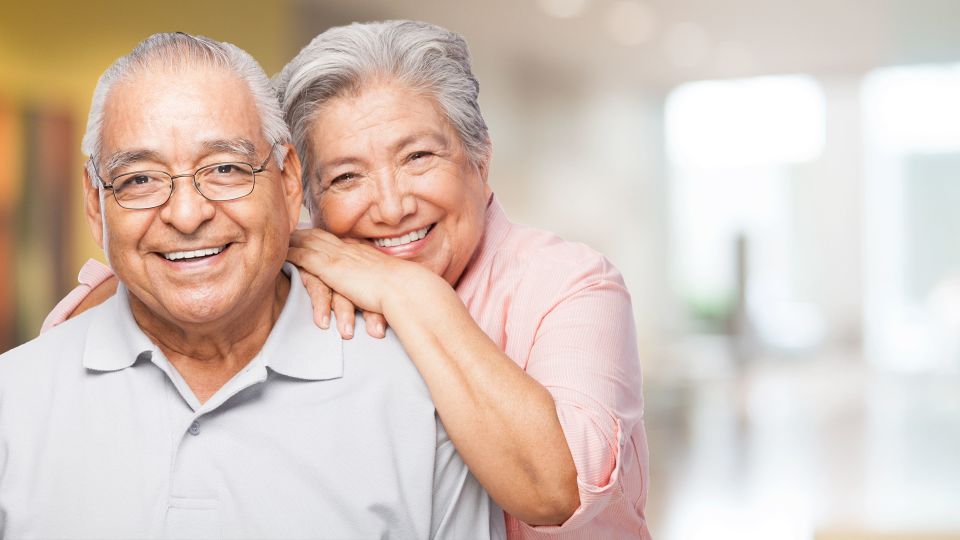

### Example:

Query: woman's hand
xmin=298 ymin=270 xmax=387 ymax=339
xmin=288 ymin=228 xmax=404 ymax=339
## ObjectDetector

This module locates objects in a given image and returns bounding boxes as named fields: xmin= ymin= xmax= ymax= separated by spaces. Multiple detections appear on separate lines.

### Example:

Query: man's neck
xmin=130 ymin=273 xmax=291 ymax=404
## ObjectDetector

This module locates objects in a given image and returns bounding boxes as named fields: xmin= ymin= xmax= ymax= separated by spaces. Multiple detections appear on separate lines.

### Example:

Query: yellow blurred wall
xmin=0 ymin=0 xmax=297 ymax=344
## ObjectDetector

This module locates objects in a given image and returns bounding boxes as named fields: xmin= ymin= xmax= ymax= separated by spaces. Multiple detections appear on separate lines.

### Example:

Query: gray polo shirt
xmin=0 ymin=264 xmax=504 ymax=540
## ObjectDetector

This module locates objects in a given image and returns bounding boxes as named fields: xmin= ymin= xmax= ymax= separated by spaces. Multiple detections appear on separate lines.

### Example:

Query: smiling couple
xmin=1 ymin=20 xmax=650 ymax=540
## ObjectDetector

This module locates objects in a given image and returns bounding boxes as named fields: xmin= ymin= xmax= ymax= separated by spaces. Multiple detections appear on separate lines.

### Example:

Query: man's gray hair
xmin=82 ymin=32 xmax=290 ymax=186
xmin=274 ymin=20 xmax=491 ymax=196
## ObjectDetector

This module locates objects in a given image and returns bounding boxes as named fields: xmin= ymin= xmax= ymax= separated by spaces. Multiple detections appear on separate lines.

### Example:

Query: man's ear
xmin=278 ymin=143 xmax=304 ymax=231
xmin=83 ymin=165 xmax=105 ymax=249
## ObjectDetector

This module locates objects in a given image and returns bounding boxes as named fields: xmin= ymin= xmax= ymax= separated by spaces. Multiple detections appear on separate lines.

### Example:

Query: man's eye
xmin=118 ymin=174 xmax=161 ymax=188
xmin=216 ymin=164 xmax=238 ymax=174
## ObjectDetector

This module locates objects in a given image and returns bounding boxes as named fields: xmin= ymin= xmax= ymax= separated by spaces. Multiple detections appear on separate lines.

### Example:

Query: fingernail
xmin=344 ymin=323 xmax=354 ymax=337
xmin=320 ymin=314 xmax=330 ymax=329
xmin=376 ymin=322 xmax=385 ymax=337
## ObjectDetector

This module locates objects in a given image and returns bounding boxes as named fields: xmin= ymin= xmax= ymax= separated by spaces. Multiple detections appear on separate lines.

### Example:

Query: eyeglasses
xmin=94 ymin=142 xmax=278 ymax=210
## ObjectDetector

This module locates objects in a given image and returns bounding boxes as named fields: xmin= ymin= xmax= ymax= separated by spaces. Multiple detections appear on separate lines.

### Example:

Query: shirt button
xmin=188 ymin=420 xmax=201 ymax=436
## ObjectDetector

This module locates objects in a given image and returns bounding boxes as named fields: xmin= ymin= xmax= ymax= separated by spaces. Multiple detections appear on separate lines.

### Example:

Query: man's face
xmin=84 ymin=66 xmax=302 ymax=327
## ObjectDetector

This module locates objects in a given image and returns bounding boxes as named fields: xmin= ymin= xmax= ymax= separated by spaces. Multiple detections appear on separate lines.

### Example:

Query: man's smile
xmin=160 ymin=243 xmax=229 ymax=261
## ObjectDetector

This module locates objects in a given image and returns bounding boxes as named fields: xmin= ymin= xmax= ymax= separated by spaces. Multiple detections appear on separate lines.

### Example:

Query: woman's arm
xmin=288 ymin=229 xmax=580 ymax=526
xmin=73 ymin=275 xmax=118 ymax=317
xmin=514 ymin=265 xmax=647 ymax=533
xmin=40 ymin=259 xmax=117 ymax=332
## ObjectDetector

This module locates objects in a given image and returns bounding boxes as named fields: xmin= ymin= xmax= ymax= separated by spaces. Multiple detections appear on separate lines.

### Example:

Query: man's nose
xmin=370 ymin=169 xmax=416 ymax=226
xmin=158 ymin=177 xmax=216 ymax=234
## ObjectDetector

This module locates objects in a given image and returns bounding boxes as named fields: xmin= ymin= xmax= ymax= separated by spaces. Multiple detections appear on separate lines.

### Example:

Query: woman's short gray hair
xmin=82 ymin=32 xmax=290 ymax=186
xmin=274 ymin=20 xmax=491 ymax=195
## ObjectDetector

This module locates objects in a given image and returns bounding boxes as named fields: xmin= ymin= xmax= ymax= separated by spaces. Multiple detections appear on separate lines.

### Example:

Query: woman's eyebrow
xmin=393 ymin=131 xmax=447 ymax=152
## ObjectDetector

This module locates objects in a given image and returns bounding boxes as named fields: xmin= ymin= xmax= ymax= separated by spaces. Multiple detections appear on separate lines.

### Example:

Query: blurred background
xmin=2 ymin=0 xmax=960 ymax=538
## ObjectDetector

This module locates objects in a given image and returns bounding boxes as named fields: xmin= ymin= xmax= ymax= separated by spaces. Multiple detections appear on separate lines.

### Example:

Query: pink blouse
xmin=42 ymin=196 xmax=651 ymax=539
xmin=456 ymin=198 xmax=649 ymax=539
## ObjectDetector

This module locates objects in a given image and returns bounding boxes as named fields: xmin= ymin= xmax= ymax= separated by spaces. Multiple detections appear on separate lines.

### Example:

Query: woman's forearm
xmin=72 ymin=275 xmax=119 ymax=317
xmin=381 ymin=270 xmax=579 ymax=525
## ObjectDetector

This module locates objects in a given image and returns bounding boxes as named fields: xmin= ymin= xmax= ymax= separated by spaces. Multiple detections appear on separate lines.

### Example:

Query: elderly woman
xmin=46 ymin=20 xmax=650 ymax=539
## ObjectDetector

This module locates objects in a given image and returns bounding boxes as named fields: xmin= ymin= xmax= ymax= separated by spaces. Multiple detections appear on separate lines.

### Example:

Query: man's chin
xmin=129 ymin=287 xmax=242 ymax=329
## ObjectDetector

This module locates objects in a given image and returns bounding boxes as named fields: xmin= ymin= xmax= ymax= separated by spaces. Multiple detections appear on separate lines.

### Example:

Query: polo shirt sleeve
xmin=40 ymin=259 xmax=114 ymax=334
xmin=515 ymin=245 xmax=646 ymax=533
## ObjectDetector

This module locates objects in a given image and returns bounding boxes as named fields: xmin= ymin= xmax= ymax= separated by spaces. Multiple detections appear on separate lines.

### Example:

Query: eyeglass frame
xmin=90 ymin=141 xmax=280 ymax=210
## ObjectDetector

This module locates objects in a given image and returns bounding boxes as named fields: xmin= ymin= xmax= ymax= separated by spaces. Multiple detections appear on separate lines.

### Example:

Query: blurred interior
xmin=2 ymin=1 xmax=960 ymax=538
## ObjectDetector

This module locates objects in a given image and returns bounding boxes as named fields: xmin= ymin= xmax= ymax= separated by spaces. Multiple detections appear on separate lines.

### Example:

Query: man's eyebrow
xmin=101 ymin=138 xmax=259 ymax=178
xmin=102 ymin=150 xmax=163 ymax=178
xmin=201 ymin=138 xmax=258 ymax=162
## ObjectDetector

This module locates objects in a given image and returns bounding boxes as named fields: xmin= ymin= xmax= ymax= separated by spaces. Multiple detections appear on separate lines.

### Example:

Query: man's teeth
xmin=374 ymin=225 xmax=431 ymax=248
xmin=162 ymin=246 xmax=225 ymax=261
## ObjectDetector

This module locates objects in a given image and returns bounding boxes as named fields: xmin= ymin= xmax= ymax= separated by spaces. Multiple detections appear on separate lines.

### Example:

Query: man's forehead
xmin=97 ymin=66 xmax=264 ymax=164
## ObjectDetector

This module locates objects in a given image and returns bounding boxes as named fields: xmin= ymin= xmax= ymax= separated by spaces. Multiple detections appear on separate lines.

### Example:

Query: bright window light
xmin=862 ymin=64 xmax=960 ymax=153
xmin=862 ymin=62 xmax=960 ymax=371
xmin=666 ymin=75 xmax=825 ymax=167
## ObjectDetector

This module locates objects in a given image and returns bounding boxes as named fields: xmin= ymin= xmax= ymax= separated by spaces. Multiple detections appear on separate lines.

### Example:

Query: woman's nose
xmin=371 ymin=170 xmax=416 ymax=226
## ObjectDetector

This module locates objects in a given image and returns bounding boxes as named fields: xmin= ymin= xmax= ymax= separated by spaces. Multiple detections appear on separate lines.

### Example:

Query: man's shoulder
xmin=339 ymin=314 xmax=429 ymax=385
xmin=0 ymin=306 xmax=98 ymax=383
xmin=263 ymin=284 xmax=432 ymax=399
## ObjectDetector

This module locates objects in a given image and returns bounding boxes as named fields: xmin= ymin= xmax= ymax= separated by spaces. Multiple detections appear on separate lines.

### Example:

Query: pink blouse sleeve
xmin=515 ymin=249 xmax=647 ymax=534
xmin=40 ymin=259 xmax=114 ymax=333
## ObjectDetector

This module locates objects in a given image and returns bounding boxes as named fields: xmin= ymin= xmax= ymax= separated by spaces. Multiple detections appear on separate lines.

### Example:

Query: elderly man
xmin=0 ymin=32 xmax=502 ymax=540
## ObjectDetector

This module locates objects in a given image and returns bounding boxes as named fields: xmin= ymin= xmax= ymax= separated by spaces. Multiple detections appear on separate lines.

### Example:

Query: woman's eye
xmin=331 ymin=172 xmax=357 ymax=184
xmin=409 ymin=151 xmax=433 ymax=161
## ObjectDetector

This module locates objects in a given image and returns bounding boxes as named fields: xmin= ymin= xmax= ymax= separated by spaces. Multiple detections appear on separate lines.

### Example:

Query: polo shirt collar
xmin=82 ymin=281 xmax=157 ymax=372
xmin=82 ymin=263 xmax=342 ymax=381
xmin=259 ymin=263 xmax=343 ymax=381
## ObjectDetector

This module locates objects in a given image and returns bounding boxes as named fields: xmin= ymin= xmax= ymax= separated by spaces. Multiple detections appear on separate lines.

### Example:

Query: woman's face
xmin=306 ymin=81 xmax=491 ymax=285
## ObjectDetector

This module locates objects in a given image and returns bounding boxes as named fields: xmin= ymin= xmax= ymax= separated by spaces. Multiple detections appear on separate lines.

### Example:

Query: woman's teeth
xmin=374 ymin=225 xmax=431 ymax=248
xmin=163 ymin=245 xmax=225 ymax=261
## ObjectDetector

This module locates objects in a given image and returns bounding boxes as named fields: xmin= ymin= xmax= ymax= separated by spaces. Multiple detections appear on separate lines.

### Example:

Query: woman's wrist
xmin=380 ymin=263 xmax=461 ymax=331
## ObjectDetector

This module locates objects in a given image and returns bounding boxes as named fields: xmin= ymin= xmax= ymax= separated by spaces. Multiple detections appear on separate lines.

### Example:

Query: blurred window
xmin=862 ymin=64 xmax=960 ymax=370
xmin=665 ymin=76 xmax=826 ymax=349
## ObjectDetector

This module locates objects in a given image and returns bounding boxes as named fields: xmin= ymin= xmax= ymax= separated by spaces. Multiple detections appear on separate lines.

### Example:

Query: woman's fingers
xmin=301 ymin=272 xmax=332 ymax=329
xmin=364 ymin=311 xmax=387 ymax=339
xmin=332 ymin=292 xmax=356 ymax=340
